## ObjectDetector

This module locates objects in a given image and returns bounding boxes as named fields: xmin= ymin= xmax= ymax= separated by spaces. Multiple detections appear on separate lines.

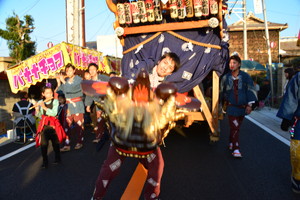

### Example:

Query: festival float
xmin=82 ymin=0 xmax=229 ymax=198
xmin=104 ymin=0 xmax=229 ymax=141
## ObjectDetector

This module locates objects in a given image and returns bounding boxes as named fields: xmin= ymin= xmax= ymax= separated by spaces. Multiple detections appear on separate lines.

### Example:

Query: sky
xmin=0 ymin=0 xmax=299 ymax=57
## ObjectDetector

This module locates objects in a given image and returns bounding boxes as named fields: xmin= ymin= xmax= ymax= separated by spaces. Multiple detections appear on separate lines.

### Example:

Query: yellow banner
xmin=6 ymin=42 xmax=106 ymax=94
xmin=7 ymin=43 xmax=70 ymax=94
xmin=65 ymin=43 xmax=103 ymax=71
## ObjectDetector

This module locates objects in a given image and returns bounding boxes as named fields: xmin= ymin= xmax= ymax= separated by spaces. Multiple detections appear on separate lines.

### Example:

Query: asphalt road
xmin=1 ymin=118 xmax=300 ymax=200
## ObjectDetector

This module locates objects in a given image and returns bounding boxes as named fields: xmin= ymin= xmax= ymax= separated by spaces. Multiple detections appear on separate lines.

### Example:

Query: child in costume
xmin=57 ymin=93 xmax=69 ymax=134
xmin=35 ymin=85 xmax=66 ymax=168
xmin=85 ymin=63 xmax=110 ymax=143
xmin=221 ymin=55 xmax=257 ymax=158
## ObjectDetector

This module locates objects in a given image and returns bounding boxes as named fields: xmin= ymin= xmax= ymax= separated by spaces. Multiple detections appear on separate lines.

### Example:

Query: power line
xmin=88 ymin=11 xmax=112 ymax=41
xmin=20 ymin=0 xmax=41 ymax=16
xmin=86 ymin=10 xmax=107 ymax=22
xmin=37 ymin=31 xmax=66 ymax=39
xmin=33 ymin=31 xmax=66 ymax=44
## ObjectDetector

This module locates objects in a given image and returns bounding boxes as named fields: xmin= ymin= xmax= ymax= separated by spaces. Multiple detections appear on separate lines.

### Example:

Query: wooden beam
xmin=193 ymin=85 xmax=218 ymax=139
xmin=184 ymin=112 xmax=205 ymax=127
xmin=212 ymin=71 xmax=220 ymax=134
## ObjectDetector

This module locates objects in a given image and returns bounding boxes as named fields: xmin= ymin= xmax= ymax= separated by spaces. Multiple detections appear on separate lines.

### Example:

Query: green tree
xmin=0 ymin=13 xmax=36 ymax=64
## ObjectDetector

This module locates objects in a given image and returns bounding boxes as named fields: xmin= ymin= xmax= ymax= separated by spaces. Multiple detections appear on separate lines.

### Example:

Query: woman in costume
xmin=56 ymin=63 xmax=85 ymax=151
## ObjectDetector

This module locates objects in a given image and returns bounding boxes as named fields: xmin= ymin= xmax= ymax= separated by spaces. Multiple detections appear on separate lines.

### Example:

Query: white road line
xmin=0 ymin=142 xmax=35 ymax=162
xmin=0 ymin=115 xmax=291 ymax=162
xmin=246 ymin=116 xmax=290 ymax=146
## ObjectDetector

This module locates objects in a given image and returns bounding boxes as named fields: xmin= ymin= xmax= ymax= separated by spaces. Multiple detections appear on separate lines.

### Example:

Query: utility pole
xmin=243 ymin=0 xmax=248 ymax=60
xmin=262 ymin=0 xmax=274 ymax=107
xmin=66 ymin=0 xmax=86 ymax=47
xmin=81 ymin=0 xmax=86 ymax=47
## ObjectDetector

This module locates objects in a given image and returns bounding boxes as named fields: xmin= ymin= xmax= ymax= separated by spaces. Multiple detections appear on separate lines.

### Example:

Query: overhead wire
xmin=20 ymin=0 xmax=41 ymax=16
xmin=34 ymin=31 xmax=66 ymax=43
xmin=88 ymin=11 xmax=112 ymax=41
xmin=86 ymin=9 xmax=107 ymax=22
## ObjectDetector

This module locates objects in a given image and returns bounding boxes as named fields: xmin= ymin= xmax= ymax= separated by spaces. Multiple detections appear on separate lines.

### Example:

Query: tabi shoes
xmin=74 ymin=143 xmax=83 ymax=150
xmin=229 ymin=143 xmax=233 ymax=150
xmin=93 ymin=139 xmax=100 ymax=143
xmin=232 ymin=149 xmax=242 ymax=158
xmin=53 ymin=159 xmax=61 ymax=165
xmin=41 ymin=162 xmax=48 ymax=169
xmin=60 ymin=145 xmax=71 ymax=152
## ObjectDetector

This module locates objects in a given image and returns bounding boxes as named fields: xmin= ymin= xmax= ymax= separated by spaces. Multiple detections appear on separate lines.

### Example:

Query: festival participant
xmin=57 ymin=93 xmax=69 ymax=134
xmin=109 ymin=71 xmax=117 ymax=77
xmin=149 ymin=52 xmax=181 ymax=88
xmin=35 ymin=85 xmax=66 ymax=168
xmin=277 ymin=69 xmax=300 ymax=193
xmin=92 ymin=53 xmax=181 ymax=200
xmin=279 ymin=68 xmax=295 ymax=131
xmin=84 ymin=70 xmax=91 ymax=80
xmin=221 ymin=55 xmax=257 ymax=158
xmin=85 ymin=63 xmax=110 ymax=143
xmin=56 ymin=63 xmax=85 ymax=151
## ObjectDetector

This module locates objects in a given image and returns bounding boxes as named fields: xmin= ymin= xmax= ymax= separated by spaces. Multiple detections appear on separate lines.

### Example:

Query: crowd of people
xmin=12 ymin=63 xmax=114 ymax=168
xmin=10 ymin=53 xmax=300 ymax=198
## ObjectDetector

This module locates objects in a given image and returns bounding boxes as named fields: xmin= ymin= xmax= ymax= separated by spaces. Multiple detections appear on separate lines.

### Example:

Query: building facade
xmin=228 ymin=12 xmax=288 ymax=64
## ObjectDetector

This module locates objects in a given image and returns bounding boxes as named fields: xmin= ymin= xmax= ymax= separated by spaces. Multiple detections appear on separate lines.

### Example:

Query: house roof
xmin=0 ymin=57 xmax=13 ymax=73
xmin=228 ymin=12 xmax=288 ymax=31
xmin=280 ymin=37 xmax=300 ymax=57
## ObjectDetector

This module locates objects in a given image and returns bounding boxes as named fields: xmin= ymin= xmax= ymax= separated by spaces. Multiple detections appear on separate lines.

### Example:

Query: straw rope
xmin=123 ymin=32 xmax=162 ymax=55
xmin=123 ymin=30 xmax=222 ymax=55
xmin=167 ymin=31 xmax=221 ymax=50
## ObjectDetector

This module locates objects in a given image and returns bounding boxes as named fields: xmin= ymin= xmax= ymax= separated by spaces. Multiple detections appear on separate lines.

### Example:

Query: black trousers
xmin=40 ymin=126 xmax=61 ymax=164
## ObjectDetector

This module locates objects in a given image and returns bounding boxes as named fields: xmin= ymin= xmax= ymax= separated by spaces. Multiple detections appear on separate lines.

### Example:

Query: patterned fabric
xmin=121 ymin=26 xmax=229 ymax=93
xmin=221 ymin=71 xmax=257 ymax=116
xmin=93 ymin=144 xmax=164 ymax=200
xmin=228 ymin=115 xmax=244 ymax=150
xmin=94 ymin=111 xmax=105 ymax=140
xmin=66 ymin=113 xmax=84 ymax=144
